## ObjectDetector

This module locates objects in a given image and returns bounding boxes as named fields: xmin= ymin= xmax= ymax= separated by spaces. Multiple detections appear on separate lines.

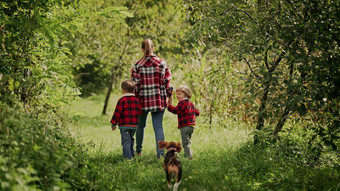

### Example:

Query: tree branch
xmin=0 ymin=23 xmax=5 ymax=31
xmin=222 ymin=9 xmax=258 ymax=25
xmin=264 ymin=48 xmax=270 ymax=71
xmin=235 ymin=9 xmax=258 ymax=25
xmin=243 ymin=57 xmax=259 ymax=78
xmin=0 ymin=24 xmax=6 ymax=54
xmin=270 ymin=40 xmax=293 ymax=73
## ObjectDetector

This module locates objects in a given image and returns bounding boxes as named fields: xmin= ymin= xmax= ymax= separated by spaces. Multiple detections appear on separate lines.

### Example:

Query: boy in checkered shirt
xmin=167 ymin=85 xmax=200 ymax=160
xmin=110 ymin=80 xmax=141 ymax=160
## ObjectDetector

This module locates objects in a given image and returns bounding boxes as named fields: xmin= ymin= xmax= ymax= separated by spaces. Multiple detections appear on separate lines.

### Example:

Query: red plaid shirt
xmin=131 ymin=54 xmax=172 ymax=112
xmin=110 ymin=94 xmax=141 ymax=128
xmin=167 ymin=99 xmax=200 ymax=128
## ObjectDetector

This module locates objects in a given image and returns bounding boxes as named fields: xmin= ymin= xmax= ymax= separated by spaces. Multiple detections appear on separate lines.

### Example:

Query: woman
xmin=131 ymin=39 xmax=172 ymax=158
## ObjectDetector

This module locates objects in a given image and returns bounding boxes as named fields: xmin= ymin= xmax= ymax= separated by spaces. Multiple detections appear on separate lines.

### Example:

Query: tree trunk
xmin=273 ymin=107 xmax=290 ymax=136
xmin=273 ymin=62 xmax=294 ymax=136
xmin=254 ymin=43 xmax=292 ymax=144
xmin=209 ymin=98 xmax=213 ymax=129
xmin=101 ymin=35 xmax=131 ymax=115
xmin=254 ymin=82 xmax=270 ymax=145
xmin=102 ymin=70 xmax=115 ymax=115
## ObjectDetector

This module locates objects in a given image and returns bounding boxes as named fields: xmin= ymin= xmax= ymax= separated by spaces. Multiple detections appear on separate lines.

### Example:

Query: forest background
xmin=0 ymin=0 xmax=339 ymax=190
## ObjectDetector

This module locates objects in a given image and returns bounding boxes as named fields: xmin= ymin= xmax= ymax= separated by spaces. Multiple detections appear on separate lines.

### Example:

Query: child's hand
xmin=111 ymin=124 xmax=117 ymax=131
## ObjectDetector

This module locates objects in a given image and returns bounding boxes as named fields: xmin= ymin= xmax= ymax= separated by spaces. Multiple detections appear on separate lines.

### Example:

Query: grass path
xmin=65 ymin=94 xmax=339 ymax=191
xmin=66 ymin=94 xmax=252 ymax=190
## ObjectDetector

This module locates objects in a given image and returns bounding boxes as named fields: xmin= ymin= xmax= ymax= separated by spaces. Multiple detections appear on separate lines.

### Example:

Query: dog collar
xmin=167 ymin=147 xmax=177 ymax=152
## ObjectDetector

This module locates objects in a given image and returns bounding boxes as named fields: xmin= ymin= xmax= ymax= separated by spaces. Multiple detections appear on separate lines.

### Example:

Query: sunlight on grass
xmin=64 ymin=95 xmax=340 ymax=191
xmin=66 ymin=94 xmax=251 ymax=158
xmin=64 ymin=94 xmax=255 ymax=190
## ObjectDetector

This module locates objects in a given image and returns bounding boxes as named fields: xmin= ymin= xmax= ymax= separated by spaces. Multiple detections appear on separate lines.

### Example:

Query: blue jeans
xmin=120 ymin=129 xmax=136 ymax=159
xmin=136 ymin=110 xmax=165 ymax=157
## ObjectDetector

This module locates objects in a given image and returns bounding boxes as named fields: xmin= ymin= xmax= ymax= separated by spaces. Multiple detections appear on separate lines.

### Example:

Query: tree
xmin=0 ymin=0 xmax=132 ymax=115
xmin=0 ymin=0 xmax=79 ymax=116
xmin=185 ymin=0 xmax=339 ymax=147
xmin=100 ymin=0 xmax=188 ymax=115
xmin=68 ymin=1 xmax=134 ymax=96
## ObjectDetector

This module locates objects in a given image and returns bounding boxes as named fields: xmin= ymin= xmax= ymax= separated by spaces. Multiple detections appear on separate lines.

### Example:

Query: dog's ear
xmin=158 ymin=141 xmax=169 ymax=150
xmin=175 ymin=142 xmax=182 ymax=153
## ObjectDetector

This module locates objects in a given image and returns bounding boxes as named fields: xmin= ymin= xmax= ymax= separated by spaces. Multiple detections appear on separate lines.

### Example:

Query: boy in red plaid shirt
xmin=110 ymin=80 xmax=141 ymax=160
xmin=167 ymin=85 xmax=199 ymax=160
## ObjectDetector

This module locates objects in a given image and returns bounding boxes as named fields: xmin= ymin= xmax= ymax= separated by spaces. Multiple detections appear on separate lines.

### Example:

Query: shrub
xmin=0 ymin=103 xmax=96 ymax=190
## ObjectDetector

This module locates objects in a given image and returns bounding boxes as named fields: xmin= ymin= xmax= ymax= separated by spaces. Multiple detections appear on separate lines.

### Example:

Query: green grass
xmin=65 ymin=94 xmax=340 ymax=191
xmin=66 ymin=94 xmax=250 ymax=156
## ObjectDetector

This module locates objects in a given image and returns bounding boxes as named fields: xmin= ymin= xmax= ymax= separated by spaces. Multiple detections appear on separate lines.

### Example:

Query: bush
xmin=0 ymin=103 xmax=97 ymax=190
xmin=227 ymin=129 xmax=340 ymax=191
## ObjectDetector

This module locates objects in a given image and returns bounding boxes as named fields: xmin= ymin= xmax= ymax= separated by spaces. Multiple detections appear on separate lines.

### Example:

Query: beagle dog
xmin=158 ymin=141 xmax=182 ymax=191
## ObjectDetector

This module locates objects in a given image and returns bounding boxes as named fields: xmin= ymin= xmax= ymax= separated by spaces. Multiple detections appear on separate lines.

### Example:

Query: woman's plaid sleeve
xmin=131 ymin=64 xmax=141 ymax=96
xmin=162 ymin=62 xmax=172 ymax=97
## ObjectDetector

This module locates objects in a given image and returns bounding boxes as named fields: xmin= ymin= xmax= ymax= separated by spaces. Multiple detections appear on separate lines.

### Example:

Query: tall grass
xmin=66 ymin=94 xmax=339 ymax=191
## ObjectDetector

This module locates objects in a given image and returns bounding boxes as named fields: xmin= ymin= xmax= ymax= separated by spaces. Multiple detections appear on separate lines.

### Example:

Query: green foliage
xmin=184 ymin=0 xmax=340 ymax=148
xmin=177 ymin=46 xmax=238 ymax=128
xmin=0 ymin=0 xmax=80 ymax=111
xmin=0 ymin=0 xmax=338 ymax=190
xmin=68 ymin=0 xmax=135 ymax=96
xmin=228 ymin=140 xmax=339 ymax=191
xmin=0 ymin=1 xmax=133 ymax=190
xmin=0 ymin=103 xmax=94 ymax=190
xmin=71 ymin=0 xmax=189 ymax=96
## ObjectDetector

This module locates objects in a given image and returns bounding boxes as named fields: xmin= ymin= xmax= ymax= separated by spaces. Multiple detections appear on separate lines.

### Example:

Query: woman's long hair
xmin=142 ymin=39 xmax=154 ymax=59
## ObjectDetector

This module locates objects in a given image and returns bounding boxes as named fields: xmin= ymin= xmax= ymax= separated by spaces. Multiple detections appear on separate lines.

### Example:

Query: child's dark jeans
xmin=120 ymin=129 xmax=136 ymax=159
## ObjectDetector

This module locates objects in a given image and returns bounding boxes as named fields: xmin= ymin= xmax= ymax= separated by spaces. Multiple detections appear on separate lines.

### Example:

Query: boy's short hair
xmin=176 ymin=85 xmax=192 ymax=99
xmin=121 ymin=80 xmax=135 ymax=93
